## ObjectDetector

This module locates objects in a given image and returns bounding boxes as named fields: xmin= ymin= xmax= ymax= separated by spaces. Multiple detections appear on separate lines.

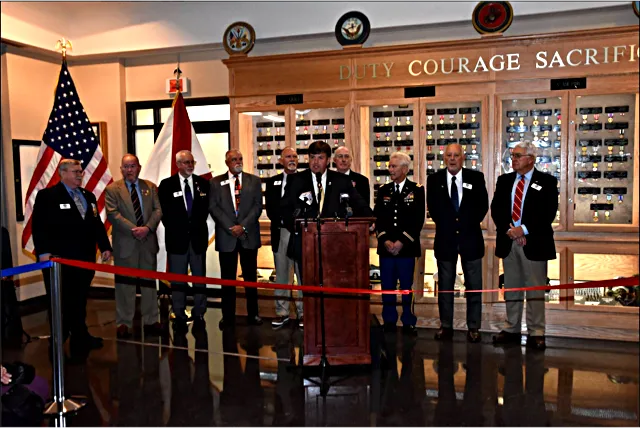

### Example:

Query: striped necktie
xmin=130 ymin=183 xmax=144 ymax=226
xmin=234 ymin=174 xmax=241 ymax=217
xmin=512 ymin=175 xmax=525 ymax=223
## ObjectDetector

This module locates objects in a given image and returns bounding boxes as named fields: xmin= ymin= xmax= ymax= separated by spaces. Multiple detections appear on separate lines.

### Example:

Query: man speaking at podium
xmin=281 ymin=141 xmax=372 ymax=289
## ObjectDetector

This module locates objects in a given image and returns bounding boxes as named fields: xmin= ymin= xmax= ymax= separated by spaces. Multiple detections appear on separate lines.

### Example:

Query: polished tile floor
xmin=3 ymin=298 xmax=639 ymax=426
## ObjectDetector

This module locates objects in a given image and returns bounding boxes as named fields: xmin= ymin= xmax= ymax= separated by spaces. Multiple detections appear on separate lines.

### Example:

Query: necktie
xmin=130 ymin=183 xmax=144 ymax=227
xmin=317 ymin=179 xmax=324 ymax=214
xmin=234 ymin=174 xmax=241 ymax=217
xmin=72 ymin=189 xmax=86 ymax=219
xmin=395 ymin=183 xmax=400 ymax=194
xmin=184 ymin=178 xmax=193 ymax=217
xmin=451 ymin=176 xmax=460 ymax=212
xmin=512 ymin=175 xmax=526 ymax=222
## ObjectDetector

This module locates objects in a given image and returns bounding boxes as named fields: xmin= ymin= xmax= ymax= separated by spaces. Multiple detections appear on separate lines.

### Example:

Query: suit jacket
xmin=491 ymin=168 xmax=558 ymax=261
xmin=32 ymin=182 xmax=112 ymax=261
xmin=159 ymin=173 xmax=210 ymax=255
xmin=281 ymin=169 xmax=373 ymax=260
xmin=105 ymin=179 xmax=162 ymax=261
xmin=426 ymin=168 xmax=488 ymax=262
xmin=209 ymin=171 xmax=262 ymax=252
xmin=373 ymin=179 xmax=425 ymax=258
xmin=345 ymin=170 xmax=371 ymax=206
xmin=264 ymin=172 xmax=293 ymax=253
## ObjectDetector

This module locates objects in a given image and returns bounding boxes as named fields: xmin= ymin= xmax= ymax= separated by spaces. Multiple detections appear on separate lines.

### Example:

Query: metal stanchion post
xmin=44 ymin=260 xmax=86 ymax=416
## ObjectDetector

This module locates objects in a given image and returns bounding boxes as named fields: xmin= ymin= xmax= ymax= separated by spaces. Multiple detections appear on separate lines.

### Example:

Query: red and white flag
xmin=139 ymin=92 xmax=214 ymax=272
xmin=22 ymin=60 xmax=113 ymax=254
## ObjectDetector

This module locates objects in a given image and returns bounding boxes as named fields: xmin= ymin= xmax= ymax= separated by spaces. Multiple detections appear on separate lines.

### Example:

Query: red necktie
xmin=512 ymin=176 xmax=525 ymax=222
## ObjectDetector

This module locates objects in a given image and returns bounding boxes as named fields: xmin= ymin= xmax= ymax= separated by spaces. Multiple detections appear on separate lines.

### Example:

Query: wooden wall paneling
xmin=232 ymin=95 xmax=278 ymax=110
xmin=634 ymin=93 xmax=639 ymax=227
xmin=480 ymin=93 xmax=492 ymax=231
xmin=284 ymin=106 xmax=296 ymax=150
xmin=354 ymin=87 xmax=407 ymax=102
xmin=237 ymin=112 xmax=254 ymax=172
xmin=358 ymin=106 xmax=370 ymax=179
xmin=229 ymin=97 xmax=239 ymax=151
xmin=558 ymin=91 xmax=570 ymax=233
xmin=558 ymin=246 xmax=569 ymax=309
xmin=415 ymin=98 xmax=427 ymax=188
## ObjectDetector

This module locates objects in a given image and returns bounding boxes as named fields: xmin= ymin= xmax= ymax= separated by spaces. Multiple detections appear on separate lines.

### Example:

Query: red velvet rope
xmin=50 ymin=257 xmax=639 ymax=296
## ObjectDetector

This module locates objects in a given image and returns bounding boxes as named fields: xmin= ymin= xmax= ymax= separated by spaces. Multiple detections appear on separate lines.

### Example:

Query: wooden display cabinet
xmin=225 ymin=25 xmax=639 ymax=341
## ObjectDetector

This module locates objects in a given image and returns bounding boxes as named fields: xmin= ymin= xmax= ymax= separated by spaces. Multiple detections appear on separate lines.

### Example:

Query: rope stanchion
xmin=43 ymin=261 xmax=86 ymax=417
xmin=49 ymin=257 xmax=639 ymax=296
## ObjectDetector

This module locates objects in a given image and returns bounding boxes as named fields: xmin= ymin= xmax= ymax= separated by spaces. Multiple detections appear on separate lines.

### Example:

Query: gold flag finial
xmin=55 ymin=38 xmax=73 ymax=59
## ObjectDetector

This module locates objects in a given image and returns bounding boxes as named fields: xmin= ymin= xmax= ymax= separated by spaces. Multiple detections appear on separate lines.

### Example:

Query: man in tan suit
xmin=105 ymin=154 xmax=163 ymax=338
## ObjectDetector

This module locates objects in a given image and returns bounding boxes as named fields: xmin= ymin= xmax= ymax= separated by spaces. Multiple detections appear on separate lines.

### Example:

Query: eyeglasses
xmin=510 ymin=153 xmax=533 ymax=159
xmin=180 ymin=160 xmax=197 ymax=166
xmin=67 ymin=169 xmax=84 ymax=175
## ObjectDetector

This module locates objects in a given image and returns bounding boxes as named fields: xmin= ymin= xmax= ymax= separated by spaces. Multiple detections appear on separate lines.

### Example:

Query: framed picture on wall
xmin=12 ymin=122 xmax=108 ymax=221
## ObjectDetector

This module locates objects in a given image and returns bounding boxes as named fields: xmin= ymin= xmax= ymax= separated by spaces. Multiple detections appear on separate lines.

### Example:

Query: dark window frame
xmin=125 ymin=96 xmax=231 ymax=154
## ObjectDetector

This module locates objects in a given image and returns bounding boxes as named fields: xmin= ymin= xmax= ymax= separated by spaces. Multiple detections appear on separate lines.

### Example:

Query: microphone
xmin=340 ymin=193 xmax=353 ymax=219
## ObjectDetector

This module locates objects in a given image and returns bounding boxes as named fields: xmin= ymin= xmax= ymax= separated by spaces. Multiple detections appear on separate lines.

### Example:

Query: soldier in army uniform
xmin=373 ymin=152 xmax=425 ymax=335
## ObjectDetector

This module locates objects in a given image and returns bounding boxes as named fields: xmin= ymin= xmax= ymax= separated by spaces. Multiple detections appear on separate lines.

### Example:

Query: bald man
xmin=426 ymin=144 xmax=488 ymax=343
xmin=334 ymin=146 xmax=371 ymax=205
xmin=209 ymin=150 xmax=263 ymax=329
xmin=105 ymin=154 xmax=163 ymax=339
xmin=265 ymin=148 xmax=303 ymax=329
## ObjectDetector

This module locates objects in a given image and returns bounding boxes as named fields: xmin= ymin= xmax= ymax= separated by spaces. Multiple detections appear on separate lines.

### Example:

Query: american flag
xmin=21 ymin=60 xmax=113 ymax=253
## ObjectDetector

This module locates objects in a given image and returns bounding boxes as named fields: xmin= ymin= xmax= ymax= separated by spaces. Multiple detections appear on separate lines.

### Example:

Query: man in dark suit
xmin=373 ymin=152 xmax=424 ymax=336
xmin=209 ymin=150 xmax=263 ymax=329
xmin=334 ymin=146 xmax=371 ymax=205
xmin=159 ymin=150 xmax=210 ymax=332
xmin=491 ymin=141 xmax=558 ymax=351
xmin=106 ymin=154 xmax=163 ymax=339
xmin=281 ymin=141 xmax=372 ymax=305
xmin=427 ymin=143 xmax=488 ymax=343
xmin=265 ymin=147 xmax=303 ymax=329
xmin=32 ymin=159 xmax=112 ymax=353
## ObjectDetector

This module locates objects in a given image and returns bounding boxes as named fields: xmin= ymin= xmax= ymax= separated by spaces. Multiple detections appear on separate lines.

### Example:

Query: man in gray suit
xmin=209 ymin=150 xmax=263 ymax=329
xmin=105 ymin=154 xmax=163 ymax=338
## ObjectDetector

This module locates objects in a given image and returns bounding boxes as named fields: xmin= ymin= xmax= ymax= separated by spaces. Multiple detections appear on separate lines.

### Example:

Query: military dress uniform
xmin=373 ymin=179 xmax=425 ymax=327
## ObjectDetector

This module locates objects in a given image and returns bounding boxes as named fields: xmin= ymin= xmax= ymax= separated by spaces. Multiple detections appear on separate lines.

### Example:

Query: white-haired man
xmin=158 ymin=150 xmax=211 ymax=332
xmin=373 ymin=152 xmax=425 ymax=336
xmin=491 ymin=141 xmax=558 ymax=351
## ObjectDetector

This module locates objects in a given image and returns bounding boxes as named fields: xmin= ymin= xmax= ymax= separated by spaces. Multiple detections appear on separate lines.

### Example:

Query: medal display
xmin=295 ymin=108 xmax=346 ymax=170
xmin=574 ymin=95 xmax=635 ymax=225
xmin=370 ymin=104 xmax=415 ymax=201
xmin=502 ymin=97 xmax=562 ymax=223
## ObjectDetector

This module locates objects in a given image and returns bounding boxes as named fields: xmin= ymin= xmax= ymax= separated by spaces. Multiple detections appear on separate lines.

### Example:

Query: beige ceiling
xmin=0 ymin=1 xmax=632 ymax=56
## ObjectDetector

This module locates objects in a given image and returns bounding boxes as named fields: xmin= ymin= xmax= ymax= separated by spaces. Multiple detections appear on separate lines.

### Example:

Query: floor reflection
xmin=2 ymin=298 xmax=638 ymax=427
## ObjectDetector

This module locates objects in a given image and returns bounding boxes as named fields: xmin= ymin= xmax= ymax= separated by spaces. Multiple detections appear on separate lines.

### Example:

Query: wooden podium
xmin=298 ymin=218 xmax=374 ymax=366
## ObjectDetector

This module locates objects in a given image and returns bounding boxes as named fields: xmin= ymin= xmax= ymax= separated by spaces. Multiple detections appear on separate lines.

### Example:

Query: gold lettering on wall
xmin=339 ymin=63 xmax=395 ymax=80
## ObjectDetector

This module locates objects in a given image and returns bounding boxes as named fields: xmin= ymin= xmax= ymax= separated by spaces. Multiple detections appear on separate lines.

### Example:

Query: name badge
xmin=173 ymin=191 xmax=183 ymax=197
xmin=531 ymin=183 xmax=542 ymax=191
xmin=221 ymin=180 xmax=230 ymax=186
xmin=274 ymin=180 xmax=282 ymax=185
xmin=59 ymin=203 xmax=71 ymax=209
xmin=299 ymin=191 xmax=313 ymax=205
xmin=462 ymin=183 xmax=473 ymax=189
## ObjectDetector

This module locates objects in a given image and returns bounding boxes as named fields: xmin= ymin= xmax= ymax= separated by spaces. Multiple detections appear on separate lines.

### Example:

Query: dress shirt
xmin=228 ymin=171 xmax=243 ymax=212
xmin=310 ymin=170 xmax=328 ymax=203
xmin=179 ymin=174 xmax=194 ymax=210
xmin=446 ymin=169 xmax=463 ymax=205
xmin=510 ymin=168 xmax=534 ymax=235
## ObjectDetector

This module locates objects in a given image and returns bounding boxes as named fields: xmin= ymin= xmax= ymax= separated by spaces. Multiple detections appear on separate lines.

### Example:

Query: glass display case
xmin=423 ymin=249 xmax=467 ymax=300
xmin=572 ymin=252 xmax=639 ymax=307
xmin=295 ymin=107 xmax=345 ymax=169
xmin=501 ymin=96 xmax=563 ymax=224
xmin=572 ymin=94 xmax=636 ymax=226
xmin=369 ymin=104 xmax=416 ymax=201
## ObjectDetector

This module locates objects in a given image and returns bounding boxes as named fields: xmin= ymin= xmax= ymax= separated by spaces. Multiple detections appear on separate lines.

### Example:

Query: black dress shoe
xmin=402 ymin=325 xmax=418 ymax=336
xmin=383 ymin=322 xmax=397 ymax=333
xmin=434 ymin=327 xmax=454 ymax=341
xmin=248 ymin=316 xmax=263 ymax=326
xmin=467 ymin=328 xmax=481 ymax=343
xmin=492 ymin=330 xmax=522 ymax=345
xmin=526 ymin=335 xmax=546 ymax=350
xmin=219 ymin=318 xmax=235 ymax=331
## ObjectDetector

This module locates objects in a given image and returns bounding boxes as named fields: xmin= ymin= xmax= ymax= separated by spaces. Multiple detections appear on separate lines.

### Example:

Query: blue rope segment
xmin=1 ymin=261 xmax=53 ymax=277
